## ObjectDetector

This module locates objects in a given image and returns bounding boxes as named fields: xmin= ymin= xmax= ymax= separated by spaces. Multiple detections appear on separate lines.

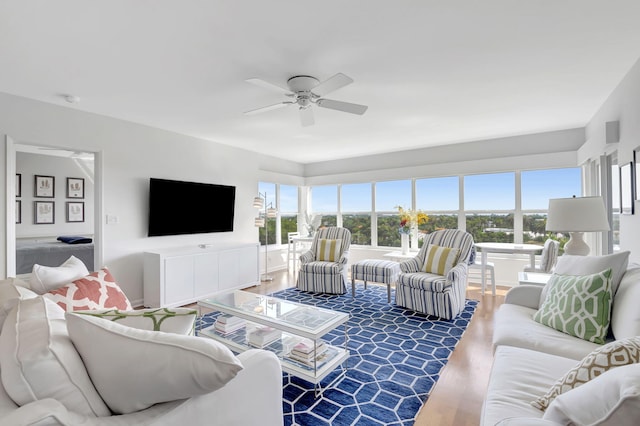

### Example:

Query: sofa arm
xmin=152 ymin=349 xmax=283 ymax=425
xmin=503 ymin=285 xmax=544 ymax=309
xmin=1 ymin=398 xmax=74 ymax=426
xmin=339 ymin=251 xmax=349 ymax=266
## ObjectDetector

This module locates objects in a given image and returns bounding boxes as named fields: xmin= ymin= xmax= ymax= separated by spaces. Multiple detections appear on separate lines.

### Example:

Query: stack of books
xmin=214 ymin=315 xmax=246 ymax=335
xmin=247 ymin=326 xmax=282 ymax=348
xmin=288 ymin=339 xmax=328 ymax=366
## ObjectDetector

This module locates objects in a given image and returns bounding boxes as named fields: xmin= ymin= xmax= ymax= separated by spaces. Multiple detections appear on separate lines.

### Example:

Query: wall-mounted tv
xmin=148 ymin=178 xmax=235 ymax=237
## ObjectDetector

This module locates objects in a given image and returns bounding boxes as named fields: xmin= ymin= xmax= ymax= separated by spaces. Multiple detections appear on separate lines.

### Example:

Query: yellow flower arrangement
xmin=396 ymin=206 xmax=429 ymax=235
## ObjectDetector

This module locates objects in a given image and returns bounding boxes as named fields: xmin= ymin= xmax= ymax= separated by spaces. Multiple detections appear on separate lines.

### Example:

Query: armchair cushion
xmin=422 ymin=244 xmax=459 ymax=275
xmin=0 ymin=297 xmax=111 ymax=417
xmin=66 ymin=312 xmax=244 ymax=414
xmin=316 ymin=238 xmax=342 ymax=262
xmin=533 ymin=269 xmax=613 ymax=344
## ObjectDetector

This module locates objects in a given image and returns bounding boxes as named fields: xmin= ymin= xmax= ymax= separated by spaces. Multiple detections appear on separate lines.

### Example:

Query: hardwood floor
xmin=227 ymin=269 xmax=506 ymax=425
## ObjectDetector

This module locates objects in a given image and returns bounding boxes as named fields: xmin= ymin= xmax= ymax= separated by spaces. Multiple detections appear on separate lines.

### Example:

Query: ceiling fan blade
xmin=316 ymin=98 xmax=368 ymax=115
xmin=312 ymin=73 xmax=354 ymax=96
xmin=245 ymin=78 xmax=292 ymax=94
xmin=244 ymin=102 xmax=292 ymax=115
xmin=299 ymin=107 xmax=314 ymax=127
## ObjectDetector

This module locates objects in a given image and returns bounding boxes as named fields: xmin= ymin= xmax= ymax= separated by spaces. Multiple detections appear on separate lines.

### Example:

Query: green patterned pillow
xmin=533 ymin=269 xmax=612 ymax=344
xmin=532 ymin=336 xmax=640 ymax=410
xmin=422 ymin=244 xmax=460 ymax=275
xmin=74 ymin=308 xmax=197 ymax=335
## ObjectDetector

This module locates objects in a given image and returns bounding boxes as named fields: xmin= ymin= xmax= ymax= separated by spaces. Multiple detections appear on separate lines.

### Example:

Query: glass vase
xmin=401 ymin=233 xmax=410 ymax=255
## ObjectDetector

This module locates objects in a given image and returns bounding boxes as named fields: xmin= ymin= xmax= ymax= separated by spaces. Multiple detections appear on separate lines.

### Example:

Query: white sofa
xmin=481 ymin=253 xmax=640 ymax=426
xmin=0 ymin=275 xmax=284 ymax=426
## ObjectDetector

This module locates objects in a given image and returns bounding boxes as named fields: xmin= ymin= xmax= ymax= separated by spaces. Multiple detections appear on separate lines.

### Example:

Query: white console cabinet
xmin=143 ymin=243 xmax=259 ymax=308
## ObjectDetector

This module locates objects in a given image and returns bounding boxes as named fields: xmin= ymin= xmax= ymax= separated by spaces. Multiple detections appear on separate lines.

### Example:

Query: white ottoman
xmin=351 ymin=259 xmax=400 ymax=302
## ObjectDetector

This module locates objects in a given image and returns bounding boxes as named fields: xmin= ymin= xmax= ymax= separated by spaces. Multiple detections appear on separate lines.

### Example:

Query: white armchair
xmin=524 ymin=238 xmax=560 ymax=273
xmin=296 ymin=227 xmax=351 ymax=294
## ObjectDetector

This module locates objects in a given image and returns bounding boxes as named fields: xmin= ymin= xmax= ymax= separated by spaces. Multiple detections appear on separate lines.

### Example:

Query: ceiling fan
xmin=244 ymin=73 xmax=368 ymax=126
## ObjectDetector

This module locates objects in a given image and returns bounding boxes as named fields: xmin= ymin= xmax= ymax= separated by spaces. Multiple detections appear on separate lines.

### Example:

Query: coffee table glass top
xmin=199 ymin=290 xmax=348 ymax=337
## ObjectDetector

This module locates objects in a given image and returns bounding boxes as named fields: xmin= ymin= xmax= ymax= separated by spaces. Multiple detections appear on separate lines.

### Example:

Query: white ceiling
xmin=2 ymin=1 xmax=640 ymax=164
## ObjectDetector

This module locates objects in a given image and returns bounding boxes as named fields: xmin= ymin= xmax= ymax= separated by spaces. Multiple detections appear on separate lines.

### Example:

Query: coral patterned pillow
xmin=44 ymin=268 xmax=132 ymax=312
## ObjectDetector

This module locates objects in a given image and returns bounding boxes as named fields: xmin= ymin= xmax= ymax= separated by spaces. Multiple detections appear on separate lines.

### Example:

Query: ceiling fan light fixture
xmin=244 ymin=73 xmax=367 ymax=126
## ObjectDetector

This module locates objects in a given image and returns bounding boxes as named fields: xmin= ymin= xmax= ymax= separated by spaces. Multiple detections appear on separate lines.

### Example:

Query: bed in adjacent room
xmin=16 ymin=238 xmax=94 ymax=274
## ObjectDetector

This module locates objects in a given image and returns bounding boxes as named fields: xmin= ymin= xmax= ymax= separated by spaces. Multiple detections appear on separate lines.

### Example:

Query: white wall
xmin=578 ymin=57 xmax=640 ymax=263
xmin=16 ymin=152 xmax=94 ymax=238
xmin=0 ymin=92 xmax=301 ymax=305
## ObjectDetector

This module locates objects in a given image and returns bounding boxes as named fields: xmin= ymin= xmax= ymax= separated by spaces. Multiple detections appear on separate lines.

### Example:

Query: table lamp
xmin=545 ymin=196 xmax=610 ymax=255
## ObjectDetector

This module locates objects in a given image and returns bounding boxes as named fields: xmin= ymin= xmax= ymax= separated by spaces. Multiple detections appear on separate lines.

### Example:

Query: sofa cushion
xmin=532 ymin=336 xmax=640 ymax=410
xmin=611 ymin=263 xmax=640 ymax=340
xmin=44 ymin=268 xmax=132 ymax=311
xmin=545 ymin=251 xmax=630 ymax=304
xmin=422 ymin=244 xmax=459 ymax=275
xmin=481 ymin=346 xmax=576 ymax=426
xmin=29 ymin=255 xmax=89 ymax=294
xmin=73 ymin=307 xmax=197 ymax=334
xmin=543 ymin=363 xmax=640 ymax=425
xmin=316 ymin=238 xmax=342 ymax=261
xmin=533 ymin=269 xmax=612 ymax=344
xmin=493 ymin=304 xmax=600 ymax=360
xmin=65 ymin=312 xmax=244 ymax=414
xmin=0 ymin=297 xmax=111 ymax=417
xmin=0 ymin=281 xmax=37 ymax=330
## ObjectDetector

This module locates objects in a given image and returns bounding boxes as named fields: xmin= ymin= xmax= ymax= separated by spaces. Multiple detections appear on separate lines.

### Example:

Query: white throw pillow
xmin=0 ymin=297 xmax=111 ymax=417
xmin=543 ymin=363 xmax=640 ymax=425
xmin=73 ymin=307 xmax=197 ymax=335
xmin=65 ymin=312 xmax=244 ymax=414
xmin=0 ymin=281 xmax=37 ymax=330
xmin=541 ymin=251 xmax=630 ymax=305
xmin=29 ymin=256 xmax=90 ymax=294
xmin=611 ymin=263 xmax=640 ymax=340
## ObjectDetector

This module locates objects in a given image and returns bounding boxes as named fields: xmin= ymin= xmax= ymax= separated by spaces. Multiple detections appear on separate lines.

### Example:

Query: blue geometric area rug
xmin=198 ymin=284 xmax=477 ymax=426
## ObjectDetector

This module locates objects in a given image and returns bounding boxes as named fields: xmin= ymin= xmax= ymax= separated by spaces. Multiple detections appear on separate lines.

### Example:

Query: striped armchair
xmin=396 ymin=229 xmax=475 ymax=320
xmin=296 ymin=227 xmax=351 ymax=294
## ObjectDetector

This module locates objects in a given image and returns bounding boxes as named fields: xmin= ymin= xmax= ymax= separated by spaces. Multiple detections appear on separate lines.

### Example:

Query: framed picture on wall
xmin=66 ymin=201 xmax=84 ymax=222
xmin=16 ymin=174 xmax=21 ymax=197
xmin=16 ymin=200 xmax=21 ymax=224
xmin=34 ymin=201 xmax=55 ymax=224
xmin=67 ymin=177 xmax=85 ymax=199
xmin=620 ymin=162 xmax=634 ymax=215
xmin=34 ymin=175 xmax=55 ymax=198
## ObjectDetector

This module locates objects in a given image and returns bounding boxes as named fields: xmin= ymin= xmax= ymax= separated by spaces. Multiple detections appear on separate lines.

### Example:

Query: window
xmin=341 ymin=183 xmax=372 ymax=245
xmin=464 ymin=173 xmax=515 ymax=243
xmin=257 ymin=182 xmax=277 ymax=245
xmin=279 ymin=185 xmax=298 ymax=244
xmin=376 ymin=180 xmax=411 ymax=247
xmin=416 ymin=176 xmax=459 ymax=237
xmin=311 ymin=185 xmax=337 ymax=228
xmin=521 ymin=168 xmax=581 ymax=249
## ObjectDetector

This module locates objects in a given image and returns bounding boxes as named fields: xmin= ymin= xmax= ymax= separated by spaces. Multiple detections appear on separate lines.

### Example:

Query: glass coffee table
xmin=198 ymin=290 xmax=349 ymax=395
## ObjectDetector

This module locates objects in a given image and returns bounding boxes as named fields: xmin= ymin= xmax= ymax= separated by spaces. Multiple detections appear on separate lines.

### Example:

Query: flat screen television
xmin=148 ymin=178 xmax=235 ymax=237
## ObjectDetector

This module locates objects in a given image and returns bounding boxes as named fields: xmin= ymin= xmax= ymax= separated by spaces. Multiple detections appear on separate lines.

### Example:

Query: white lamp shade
xmin=266 ymin=207 xmax=277 ymax=218
xmin=546 ymin=196 xmax=610 ymax=232
xmin=254 ymin=217 xmax=265 ymax=227
xmin=253 ymin=196 xmax=264 ymax=209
